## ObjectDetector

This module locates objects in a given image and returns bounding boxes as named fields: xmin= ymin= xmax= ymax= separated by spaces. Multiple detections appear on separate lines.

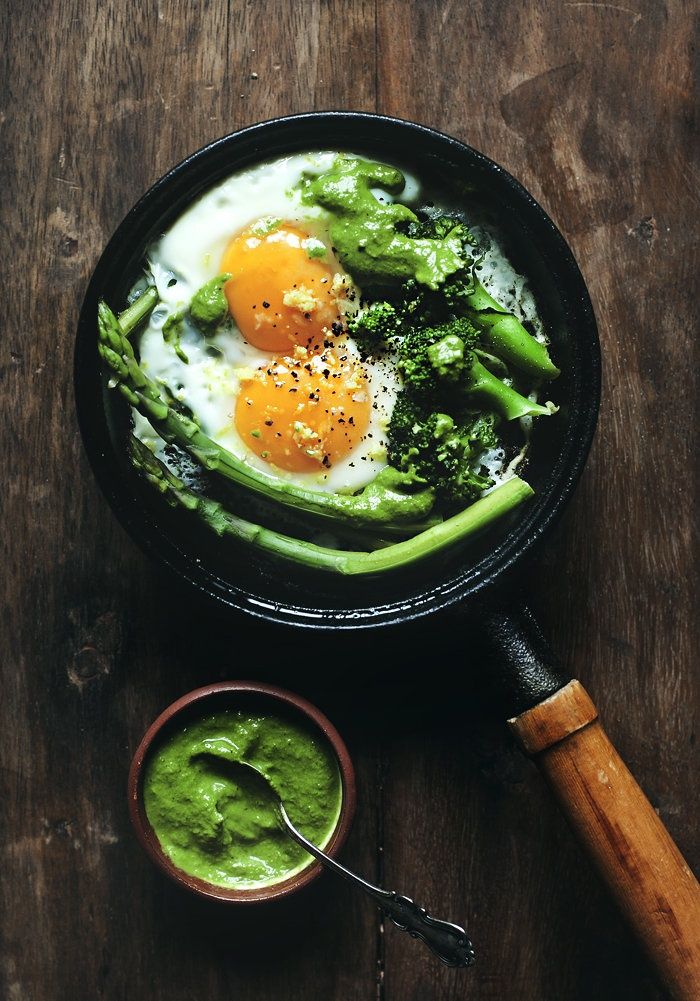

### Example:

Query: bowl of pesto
xmin=128 ymin=681 xmax=355 ymax=902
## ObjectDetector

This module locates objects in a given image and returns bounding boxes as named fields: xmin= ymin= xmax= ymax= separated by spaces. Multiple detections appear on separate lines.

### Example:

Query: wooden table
xmin=2 ymin=2 xmax=697 ymax=998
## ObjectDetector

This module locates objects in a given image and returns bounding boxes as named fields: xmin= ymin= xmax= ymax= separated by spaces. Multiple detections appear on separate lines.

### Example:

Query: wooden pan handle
xmin=509 ymin=680 xmax=700 ymax=1001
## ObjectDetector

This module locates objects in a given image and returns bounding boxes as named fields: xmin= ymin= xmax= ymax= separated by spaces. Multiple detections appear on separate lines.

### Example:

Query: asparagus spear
xmin=130 ymin=436 xmax=533 ymax=576
xmin=117 ymin=285 xmax=159 ymax=333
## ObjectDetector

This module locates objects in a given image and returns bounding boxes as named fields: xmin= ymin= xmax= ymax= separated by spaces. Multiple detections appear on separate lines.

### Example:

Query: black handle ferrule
xmin=478 ymin=604 xmax=570 ymax=718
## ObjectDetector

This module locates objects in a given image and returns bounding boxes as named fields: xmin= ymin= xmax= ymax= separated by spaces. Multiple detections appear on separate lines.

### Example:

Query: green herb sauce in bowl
xmin=129 ymin=682 xmax=356 ymax=903
xmin=143 ymin=710 xmax=342 ymax=889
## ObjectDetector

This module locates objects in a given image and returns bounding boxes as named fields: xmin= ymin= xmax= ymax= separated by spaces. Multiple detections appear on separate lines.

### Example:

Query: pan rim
xmin=75 ymin=111 xmax=601 ymax=630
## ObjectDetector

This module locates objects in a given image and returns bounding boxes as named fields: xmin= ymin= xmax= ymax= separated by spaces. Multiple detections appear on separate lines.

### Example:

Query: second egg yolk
xmin=235 ymin=353 xmax=371 ymax=472
xmin=221 ymin=223 xmax=342 ymax=352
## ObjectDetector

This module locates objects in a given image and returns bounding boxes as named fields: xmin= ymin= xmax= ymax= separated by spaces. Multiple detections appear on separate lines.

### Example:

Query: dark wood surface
xmin=2 ymin=2 xmax=697 ymax=999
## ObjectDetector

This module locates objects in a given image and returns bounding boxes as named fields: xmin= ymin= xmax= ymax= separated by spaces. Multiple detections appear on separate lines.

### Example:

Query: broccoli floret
xmin=392 ymin=268 xmax=474 ymax=325
xmin=397 ymin=214 xmax=557 ymax=381
xmin=441 ymin=268 xmax=477 ymax=311
xmin=402 ymin=212 xmax=476 ymax=251
xmin=402 ymin=216 xmax=477 ymax=310
xmin=398 ymin=318 xmax=480 ymax=391
xmin=388 ymin=392 xmax=497 ymax=504
xmin=465 ymin=412 xmax=500 ymax=453
xmin=427 ymin=334 xmax=467 ymax=380
xmin=402 ymin=215 xmax=458 ymax=241
xmin=347 ymin=301 xmax=402 ymax=354
xmin=398 ymin=321 xmax=556 ymax=421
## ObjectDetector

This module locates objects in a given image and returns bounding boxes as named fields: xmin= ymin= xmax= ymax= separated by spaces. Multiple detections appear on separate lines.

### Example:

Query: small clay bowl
xmin=128 ymin=681 xmax=356 ymax=903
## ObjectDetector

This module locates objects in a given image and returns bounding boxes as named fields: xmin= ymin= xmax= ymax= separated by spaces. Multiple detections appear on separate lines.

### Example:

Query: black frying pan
xmin=74 ymin=113 xmax=700 ymax=998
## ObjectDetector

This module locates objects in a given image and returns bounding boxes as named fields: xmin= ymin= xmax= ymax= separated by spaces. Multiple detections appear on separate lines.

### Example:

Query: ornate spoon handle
xmin=279 ymin=803 xmax=475 ymax=968
xmin=378 ymin=891 xmax=475 ymax=967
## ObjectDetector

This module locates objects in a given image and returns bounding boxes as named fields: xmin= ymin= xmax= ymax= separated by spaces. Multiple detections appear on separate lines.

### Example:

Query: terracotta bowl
xmin=128 ymin=681 xmax=356 ymax=903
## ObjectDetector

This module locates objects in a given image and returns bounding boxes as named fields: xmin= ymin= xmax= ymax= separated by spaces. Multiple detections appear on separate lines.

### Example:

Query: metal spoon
xmin=196 ymin=746 xmax=475 ymax=968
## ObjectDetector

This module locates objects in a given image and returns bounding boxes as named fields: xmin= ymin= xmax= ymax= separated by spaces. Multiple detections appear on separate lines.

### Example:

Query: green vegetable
xmin=100 ymin=299 xmax=435 ymax=532
xmin=403 ymin=213 xmax=473 ymax=244
xmin=346 ymin=300 xmax=402 ymax=353
xmin=426 ymin=333 xmax=468 ymax=378
xmin=464 ymin=280 xmax=560 ymax=380
xmin=365 ymin=271 xmax=475 ymax=330
xmin=463 ymin=351 xmax=556 ymax=420
xmin=398 ymin=319 xmax=479 ymax=392
xmin=301 ymin=156 xmax=467 ymax=288
xmin=398 ymin=323 xmax=553 ymax=420
xmin=388 ymin=393 xmax=498 ymax=504
xmin=130 ymin=436 xmax=533 ymax=575
xmin=189 ymin=273 xmax=232 ymax=332
xmin=118 ymin=286 xmax=159 ymax=331
xmin=388 ymin=212 xmax=559 ymax=381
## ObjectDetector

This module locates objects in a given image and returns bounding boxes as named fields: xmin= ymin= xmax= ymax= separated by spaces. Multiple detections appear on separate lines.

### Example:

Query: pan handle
xmin=481 ymin=607 xmax=700 ymax=1001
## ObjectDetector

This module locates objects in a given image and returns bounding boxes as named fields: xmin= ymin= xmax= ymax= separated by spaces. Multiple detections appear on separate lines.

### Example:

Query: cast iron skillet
xmin=75 ymin=113 xmax=700 ymax=997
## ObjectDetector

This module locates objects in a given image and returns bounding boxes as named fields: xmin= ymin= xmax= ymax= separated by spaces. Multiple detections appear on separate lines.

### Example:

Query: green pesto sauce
xmin=189 ymin=273 xmax=232 ymax=331
xmin=300 ymin=155 xmax=464 ymax=289
xmin=143 ymin=710 xmax=343 ymax=889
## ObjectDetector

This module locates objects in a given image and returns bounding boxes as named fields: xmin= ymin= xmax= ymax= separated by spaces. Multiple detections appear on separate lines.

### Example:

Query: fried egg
xmin=134 ymin=153 xmax=401 ymax=493
xmin=221 ymin=222 xmax=341 ymax=353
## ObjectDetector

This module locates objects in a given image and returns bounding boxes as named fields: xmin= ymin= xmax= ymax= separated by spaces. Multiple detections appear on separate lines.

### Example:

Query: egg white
xmin=134 ymin=152 xmax=401 ymax=493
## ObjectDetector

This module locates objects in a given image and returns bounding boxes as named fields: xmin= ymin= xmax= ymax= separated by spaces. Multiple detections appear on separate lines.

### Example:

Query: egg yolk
xmin=235 ymin=353 xmax=371 ymax=472
xmin=221 ymin=223 xmax=343 ymax=352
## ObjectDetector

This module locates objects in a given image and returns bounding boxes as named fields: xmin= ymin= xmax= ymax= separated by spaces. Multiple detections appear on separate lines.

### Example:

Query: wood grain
xmin=510 ymin=682 xmax=700 ymax=1000
xmin=511 ymin=680 xmax=599 ymax=755
xmin=1 ymin=2 xmax=697 ymax=1000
